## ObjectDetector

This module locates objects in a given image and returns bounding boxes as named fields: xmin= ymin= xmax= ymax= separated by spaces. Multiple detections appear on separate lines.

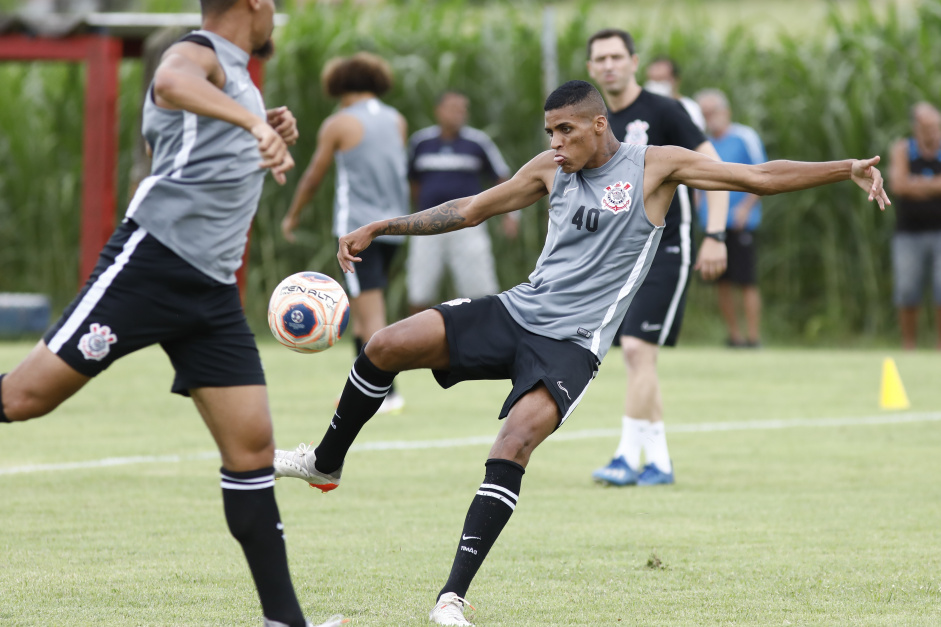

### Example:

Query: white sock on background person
xmin=614 ymin=416 xmax=647 ymax=470
xmin=642 ymin=421 xmax=672 ymax=473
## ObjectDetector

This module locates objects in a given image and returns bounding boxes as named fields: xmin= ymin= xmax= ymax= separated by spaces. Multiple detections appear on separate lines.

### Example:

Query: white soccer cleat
xmin=376 ymin=391 xmax=405 ymax=415
xmin=429 ymin=592 xmax=475 ymax=626
xmin=273 ymin=442 xmax=342 ymax=493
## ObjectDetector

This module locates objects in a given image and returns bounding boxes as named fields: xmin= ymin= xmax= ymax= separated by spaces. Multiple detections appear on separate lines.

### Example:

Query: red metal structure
xmin=0 ymin=14 xmax=269 ymax=293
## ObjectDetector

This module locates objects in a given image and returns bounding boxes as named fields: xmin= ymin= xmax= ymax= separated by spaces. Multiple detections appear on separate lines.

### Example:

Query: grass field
xmin=1 ymin=340 xmax=940 ymax=626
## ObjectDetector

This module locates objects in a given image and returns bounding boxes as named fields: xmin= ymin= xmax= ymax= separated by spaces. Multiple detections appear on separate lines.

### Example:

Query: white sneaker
xmin=376 ymin=391 xmax=405 ymax=415
xmin=273 ymin=443 xmax=342 ymax=493
xmin=429 ymin=592 xmax=474 ymax=626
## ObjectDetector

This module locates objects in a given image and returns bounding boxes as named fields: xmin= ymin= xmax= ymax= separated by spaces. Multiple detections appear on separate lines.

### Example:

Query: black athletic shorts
xmin=618 ymin=244 xmax=690 ymax=347
xmin=431 ymin=295 xmax=599 ymax=425
xmin=43 ymin=220 xmax=265 ymax=396
xmin=718 ymin=229 xmax=758 ymax=286
xmin=344 ymin=241 xmax=400 ymax=297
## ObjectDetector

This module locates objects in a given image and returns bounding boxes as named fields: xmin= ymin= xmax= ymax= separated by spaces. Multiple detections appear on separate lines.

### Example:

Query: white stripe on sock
xmin=350 ymin=364 xmax=392 ymax=394
xmin=221 ymin=479 xmax=275 ymax=490
xmin=476 ymin=489 xmax=517 ymax=510
xmin=479 ymin=482 xmax=518 ymax=503
xmin=349 ymin=375 xmax=390 ymax=399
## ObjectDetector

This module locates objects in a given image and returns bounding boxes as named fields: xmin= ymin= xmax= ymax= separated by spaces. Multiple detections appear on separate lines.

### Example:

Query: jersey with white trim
xmin=498 ymin=143 xmax=663 ymax=361
xmin=607 ymin=89 xmax=704 ymax=247
xmin=127 ymin=30 xmax=266 ymax=285
xmin=333 ymin=98 xmax=408 ymax=244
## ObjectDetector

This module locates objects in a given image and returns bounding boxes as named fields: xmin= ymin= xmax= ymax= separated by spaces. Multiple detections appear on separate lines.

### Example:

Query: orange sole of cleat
xmin=309 ymin=482 xmax=338 ymax=493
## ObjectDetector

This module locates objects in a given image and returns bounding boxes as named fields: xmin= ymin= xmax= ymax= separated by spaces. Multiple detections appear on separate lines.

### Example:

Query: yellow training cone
xmin=880 ymin=358 xmax=910 ymax=410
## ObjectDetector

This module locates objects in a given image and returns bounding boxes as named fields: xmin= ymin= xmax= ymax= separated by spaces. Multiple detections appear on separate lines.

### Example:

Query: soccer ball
xmin=267 ymin=272 xmax=350 ymax=353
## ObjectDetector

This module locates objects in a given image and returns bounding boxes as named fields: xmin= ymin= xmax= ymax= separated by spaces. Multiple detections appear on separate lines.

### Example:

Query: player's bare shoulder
xmin=160 ymin=40 xmax=224 ymax=87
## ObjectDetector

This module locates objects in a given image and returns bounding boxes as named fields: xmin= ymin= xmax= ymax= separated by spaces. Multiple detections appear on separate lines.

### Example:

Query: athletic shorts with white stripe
xmin=618 ymin=243 xmax=692 ymax=347
xmin=432 ymin=295 xmax=598 ymax=426
xmin=43 ymin=219 xmax=265 ymax=396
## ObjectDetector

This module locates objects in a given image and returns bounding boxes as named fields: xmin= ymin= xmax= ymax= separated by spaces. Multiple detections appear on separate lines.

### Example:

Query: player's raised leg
xmin=193 ymin=385 xmax=347 ymax=627
xmin=430 ymin=384 xmax=558 ymax=626
xmin=273 ymin=309 xmax=449 ymax=488
xmin=0 ymin=341 xmax=90 ymax=422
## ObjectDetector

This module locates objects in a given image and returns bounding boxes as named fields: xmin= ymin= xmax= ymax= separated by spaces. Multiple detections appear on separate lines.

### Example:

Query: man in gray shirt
xmin=0 ymin=1 xmax=343 ymax=625
xmin=275 ymin=80 xmax=889 ymax=625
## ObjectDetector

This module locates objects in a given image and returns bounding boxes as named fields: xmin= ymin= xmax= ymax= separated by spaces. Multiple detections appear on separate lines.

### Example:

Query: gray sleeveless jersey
xmin=126 ymin=30 xmax=266 ymax=284
xmin=498 ymin=143 xmax=663 ymax=361
xmin=333 ymin=98 xmax=409 ymax=244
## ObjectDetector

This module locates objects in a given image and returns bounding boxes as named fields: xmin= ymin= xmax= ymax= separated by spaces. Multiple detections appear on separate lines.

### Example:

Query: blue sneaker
xmin=591 ymin=456 xmax=639 ymax=486
xmin=637 ymin=463 xmax=674 ymax=486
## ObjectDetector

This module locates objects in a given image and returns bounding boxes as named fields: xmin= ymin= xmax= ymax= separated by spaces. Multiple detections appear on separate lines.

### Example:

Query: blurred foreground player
xmin=274 ymin=80 xmax=889 ymax=625
xmin=0 ymin=1 xmax=344 ymax=625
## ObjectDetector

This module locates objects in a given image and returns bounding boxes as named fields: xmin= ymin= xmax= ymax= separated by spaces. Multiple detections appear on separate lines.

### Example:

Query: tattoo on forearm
xmin=378 ymin=200 xmax=467 ymax=236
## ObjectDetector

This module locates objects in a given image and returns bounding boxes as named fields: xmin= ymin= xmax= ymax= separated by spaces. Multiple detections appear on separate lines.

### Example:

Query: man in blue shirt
xmin=406 ymin=91 xmax=514 ymax=314
xmin=697 ymin=88 xmax=768 ymax=347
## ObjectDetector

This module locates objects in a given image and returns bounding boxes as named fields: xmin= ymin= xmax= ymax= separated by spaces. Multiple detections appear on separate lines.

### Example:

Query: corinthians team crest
xmin=78 ymin=323 xmax=118 ymax=361
xmin=601 ymin=181 xmax=633 ymax=213
xmin=624 ymin=119 xmax=649 ymax=146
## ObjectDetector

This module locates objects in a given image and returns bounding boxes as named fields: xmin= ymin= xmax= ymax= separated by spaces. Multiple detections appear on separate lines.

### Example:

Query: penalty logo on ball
xmin=268 ymin=272 xmax=350 ymax=354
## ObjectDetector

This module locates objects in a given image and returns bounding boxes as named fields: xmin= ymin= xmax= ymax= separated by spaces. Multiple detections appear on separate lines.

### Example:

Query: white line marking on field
xmin=2 ymin=412 xmax=939 ymax=477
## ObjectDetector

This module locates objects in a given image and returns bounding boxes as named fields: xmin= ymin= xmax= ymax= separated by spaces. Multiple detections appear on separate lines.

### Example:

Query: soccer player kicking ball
xmin=0 ymin=1 xmax=345 ymax=626
xmin=275 ymin=80 xmax=890 ymax=626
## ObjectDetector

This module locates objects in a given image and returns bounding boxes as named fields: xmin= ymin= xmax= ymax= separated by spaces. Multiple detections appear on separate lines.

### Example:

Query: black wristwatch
xmin=703 ymin=231 xmax=727 ymax=242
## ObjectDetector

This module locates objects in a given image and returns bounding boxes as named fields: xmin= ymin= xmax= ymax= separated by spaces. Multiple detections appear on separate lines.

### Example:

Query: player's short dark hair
xmin=199 ymin=0 xmax=239 ymax=15
xmin=586 ymin=28 xmax=636 ymax=59
xmin=321 ymin=52 xmax=393 ymax=98
xmin=544 ymin=80 xmax=607 ymax=118
xmin=649 ymin=55 xmax=680 ymax=78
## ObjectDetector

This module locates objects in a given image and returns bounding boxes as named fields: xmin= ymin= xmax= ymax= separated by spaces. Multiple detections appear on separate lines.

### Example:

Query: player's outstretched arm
xmin=154 ymin=42 xmax=293 ymax=184
xmin=651 ymin=146 xmax=891 ymax=210
xmin=337 ymin=152 xmax=554 ymax=272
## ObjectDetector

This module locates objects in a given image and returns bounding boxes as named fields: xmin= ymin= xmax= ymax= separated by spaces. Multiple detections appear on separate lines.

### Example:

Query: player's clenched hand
xmin=693 ymin=237 xmax=728 ymax=281
xmin=851 ymin=156 xmax=891 ymax=210
xmin=337 ymin=226 xmax=374 ymax=273
xmin=251 ymin=122 xmax=294 ymax=185
xmin=267 ymin=106 xmax=299 ymax=146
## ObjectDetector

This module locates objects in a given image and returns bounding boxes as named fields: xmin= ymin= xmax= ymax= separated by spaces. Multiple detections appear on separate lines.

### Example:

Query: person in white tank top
xmin=282 ymin=52 xmax=408 ymax=414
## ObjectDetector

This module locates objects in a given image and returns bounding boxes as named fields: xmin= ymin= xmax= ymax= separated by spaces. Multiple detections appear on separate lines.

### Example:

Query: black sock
xmin=354 ymin=336 xmax=364 ymax=357
xmin=0 ymin=374 xmax=8 ymax=422
xmin=314 ymin=351 xmax=397 ymax=474
xmin=221 ymin=467 xmax=306 ymax=627
xmin=439 ymin=459 xmax=525 ymax=600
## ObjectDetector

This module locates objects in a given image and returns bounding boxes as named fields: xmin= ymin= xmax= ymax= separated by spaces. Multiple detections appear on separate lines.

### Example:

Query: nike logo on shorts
xmin=462 ymin=534 xmax=481 ymax=541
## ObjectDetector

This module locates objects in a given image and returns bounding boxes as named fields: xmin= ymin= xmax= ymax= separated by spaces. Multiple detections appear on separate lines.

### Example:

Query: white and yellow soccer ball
xmin=267 ymin=272 xmax=350 ymax=353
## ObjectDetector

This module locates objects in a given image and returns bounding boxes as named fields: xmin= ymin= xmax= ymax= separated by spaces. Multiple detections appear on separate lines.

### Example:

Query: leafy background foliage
xmin=1 ymin=0 xmax=939 ymax=344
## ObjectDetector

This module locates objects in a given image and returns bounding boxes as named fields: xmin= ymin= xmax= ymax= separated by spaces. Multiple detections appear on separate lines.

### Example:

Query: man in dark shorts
xmin=697 ymin=88 xmax=768 ymax=348
xmin=0 ymin=1 xmax=344 ymax=625
xmin=272 ymin=80 xmax=889 ymax=625
xmin=282 ymin=52 xmax=409 ymax=413
xmin=586 ymin=28 xmax=730 ymax=487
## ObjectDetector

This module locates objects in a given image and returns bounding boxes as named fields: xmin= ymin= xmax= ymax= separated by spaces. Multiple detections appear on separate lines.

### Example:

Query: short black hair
xmin=587 ymin=28 xmax=636 ymax=59
xmin=544 ymin=80 xmax=607 ymax=117
xmin=649 ymin=55 xmax=680 ymax=79
xmin=200 ymin=0 xmax=239 ymax=15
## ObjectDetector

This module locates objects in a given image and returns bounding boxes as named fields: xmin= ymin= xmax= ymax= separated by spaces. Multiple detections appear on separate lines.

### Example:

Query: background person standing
xmin=887 ymin=101 xmax=941 ymax=350
xmin=282 ymin=52 xmax=409 ymax=412
xmin=406 ymin=91 xmax=514 ymax=314
xmin=644 ymin=55 xmax=707 ymax=131
xmin=586 ymin=28 xmax=729 ymax=487
xmin=697 ymin=88 xmax=767 ymax=348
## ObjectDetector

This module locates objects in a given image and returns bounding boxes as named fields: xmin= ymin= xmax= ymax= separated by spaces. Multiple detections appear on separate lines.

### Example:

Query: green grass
xmin=2 ymin=340 xmax=941 ymax=626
